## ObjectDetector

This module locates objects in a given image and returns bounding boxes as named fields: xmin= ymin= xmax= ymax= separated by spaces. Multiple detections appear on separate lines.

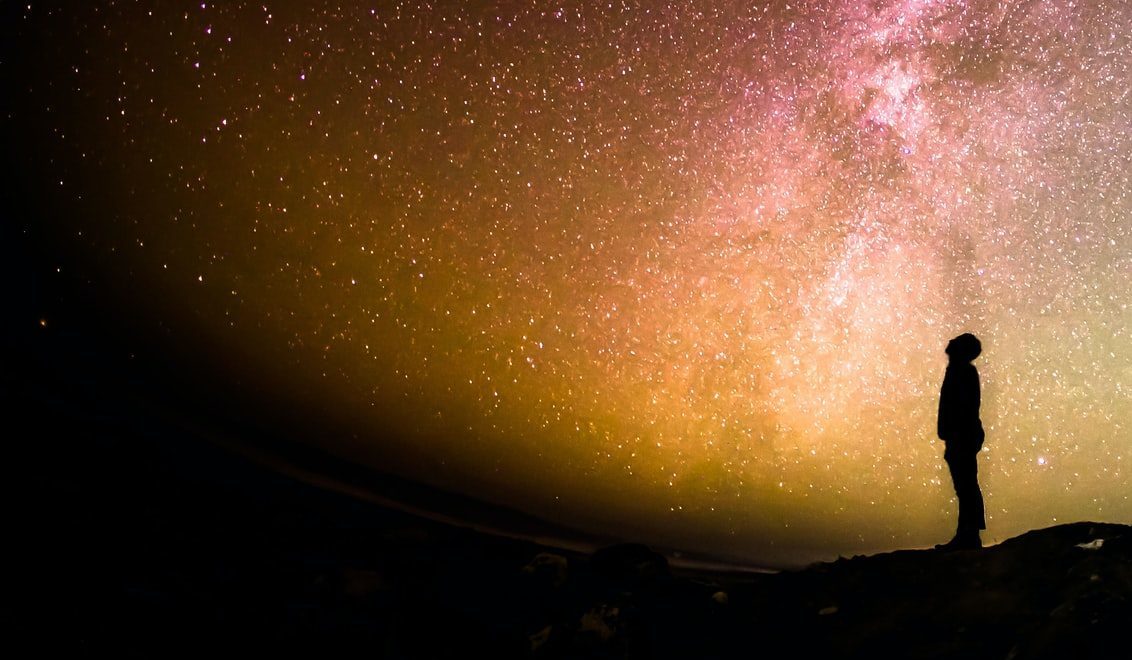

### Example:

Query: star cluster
xmin=15 ymin=0 xmax=1132 ymax=564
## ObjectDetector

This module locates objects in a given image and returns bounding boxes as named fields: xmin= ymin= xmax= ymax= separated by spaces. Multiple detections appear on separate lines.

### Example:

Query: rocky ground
xmin=25 ymin=420 xmax=1131 ymax=659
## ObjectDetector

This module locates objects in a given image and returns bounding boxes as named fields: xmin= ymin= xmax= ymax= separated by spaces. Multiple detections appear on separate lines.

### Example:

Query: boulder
xmin=521 ymin=552 xmax=569 ymax=589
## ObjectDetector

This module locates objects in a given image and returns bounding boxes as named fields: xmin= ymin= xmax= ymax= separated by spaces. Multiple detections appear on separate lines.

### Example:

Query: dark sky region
xmin=7 ymin=0 xmax=1131 ymax=566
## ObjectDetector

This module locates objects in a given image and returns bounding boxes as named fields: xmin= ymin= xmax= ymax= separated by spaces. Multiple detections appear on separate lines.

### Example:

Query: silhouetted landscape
xmin=26 ymin=422 xmax=1132 ymax=658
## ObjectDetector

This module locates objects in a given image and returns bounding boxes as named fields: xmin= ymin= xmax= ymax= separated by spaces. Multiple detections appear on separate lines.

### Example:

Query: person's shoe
xmin=935 ymin=532 xmax=982 ymax=551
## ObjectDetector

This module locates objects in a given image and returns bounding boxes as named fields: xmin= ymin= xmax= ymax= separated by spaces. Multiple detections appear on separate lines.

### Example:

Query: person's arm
xmin=973 ymin=369 xmax=981 ymax=418
xmin=938 ymin=371 xmax=952 ymax=439
xmin=961 ymin=367 xmax=981 ymax=429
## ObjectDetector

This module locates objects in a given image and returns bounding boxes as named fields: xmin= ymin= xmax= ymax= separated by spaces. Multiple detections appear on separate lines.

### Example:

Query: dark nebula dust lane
xmin=10 ymin=0 xmax=1132 ymax=565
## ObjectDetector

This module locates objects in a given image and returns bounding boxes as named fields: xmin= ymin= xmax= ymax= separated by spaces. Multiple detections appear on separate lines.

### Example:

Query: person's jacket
xmin=938 ymin=361 xmax=983 ymax=450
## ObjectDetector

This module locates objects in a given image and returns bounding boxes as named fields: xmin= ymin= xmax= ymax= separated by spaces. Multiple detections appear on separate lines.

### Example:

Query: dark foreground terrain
xmin=25 ymin=419 xmax=1132 ymax=659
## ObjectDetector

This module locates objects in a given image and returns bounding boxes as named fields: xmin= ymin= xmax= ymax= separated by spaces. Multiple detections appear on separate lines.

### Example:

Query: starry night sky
xmin=10 ymin=0 xmax=1132 ymax=565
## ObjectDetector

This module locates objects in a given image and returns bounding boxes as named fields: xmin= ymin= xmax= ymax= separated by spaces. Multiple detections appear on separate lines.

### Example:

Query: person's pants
xmin=944 ymin=446 xmax=985 ymax=532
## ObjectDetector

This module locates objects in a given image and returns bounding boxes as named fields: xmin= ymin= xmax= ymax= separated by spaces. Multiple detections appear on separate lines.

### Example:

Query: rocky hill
xmin=29 ymin=425 xmax=1129 ymax=659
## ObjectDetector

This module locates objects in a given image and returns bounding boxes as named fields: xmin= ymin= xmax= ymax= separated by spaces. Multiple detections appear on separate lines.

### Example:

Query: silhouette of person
xmin=935 ymin=333 xmax=986 ymax=550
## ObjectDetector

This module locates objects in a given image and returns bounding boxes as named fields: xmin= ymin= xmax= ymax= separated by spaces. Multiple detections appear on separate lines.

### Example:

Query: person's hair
xmin=946 ymin=333 xmax=982 ymax=361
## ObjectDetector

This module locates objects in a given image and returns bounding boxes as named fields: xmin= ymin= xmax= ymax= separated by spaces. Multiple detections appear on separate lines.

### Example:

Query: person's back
xmin=938 ymin=360 xmax=982 ymax=452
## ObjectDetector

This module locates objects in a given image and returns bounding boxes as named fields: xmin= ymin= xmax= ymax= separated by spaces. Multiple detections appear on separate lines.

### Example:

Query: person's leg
xmin=968 ymin=451 xmax=985 ymax=531
xmin=943 ymin=447 xmax=983 ymax=548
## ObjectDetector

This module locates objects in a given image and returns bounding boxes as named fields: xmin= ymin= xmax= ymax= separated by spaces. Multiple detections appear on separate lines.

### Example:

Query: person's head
xmin=946 ymin=333 xmax=981 ymax=363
